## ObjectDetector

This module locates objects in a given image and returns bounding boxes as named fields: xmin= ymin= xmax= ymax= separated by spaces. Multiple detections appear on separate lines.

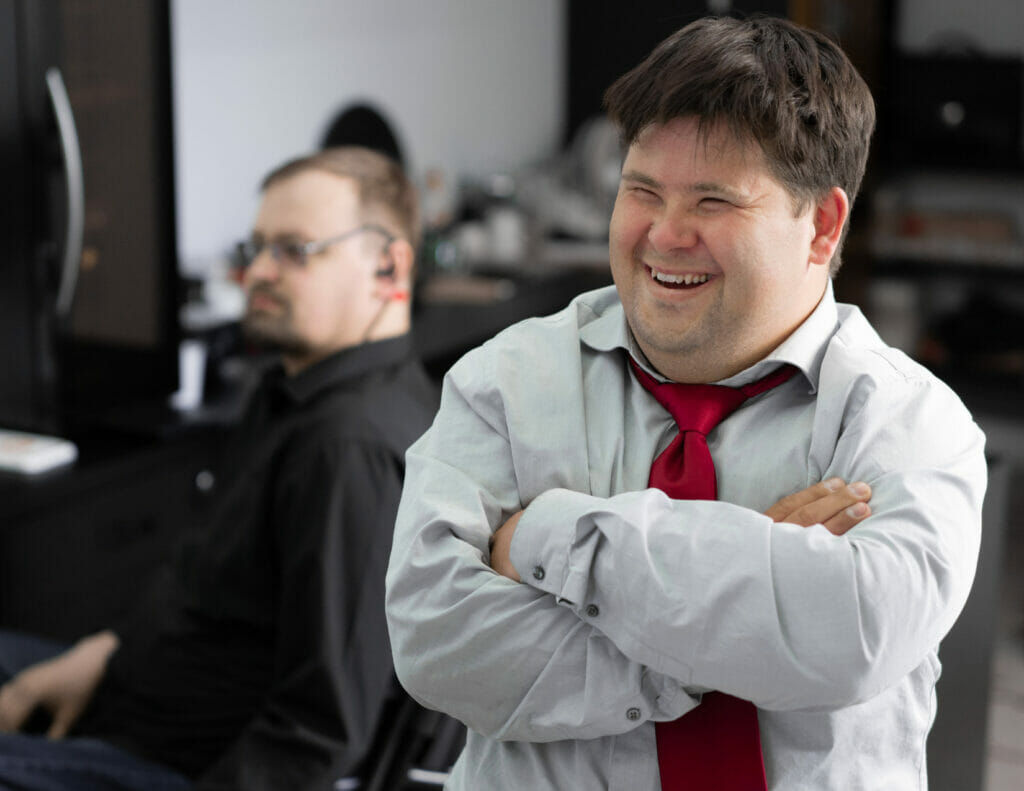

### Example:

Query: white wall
xmin=898 ymin=0 xmax=1023 ymax=55
xmin=170 ymin=0 xmax=565 ymax=275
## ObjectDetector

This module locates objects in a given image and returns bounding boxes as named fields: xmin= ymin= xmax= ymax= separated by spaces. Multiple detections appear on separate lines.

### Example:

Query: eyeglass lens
xmin=237 ymin=239 xmax=306 ymax=268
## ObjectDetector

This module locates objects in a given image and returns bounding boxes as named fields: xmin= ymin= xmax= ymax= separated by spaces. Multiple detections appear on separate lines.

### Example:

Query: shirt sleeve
xmin=198 ymin=437 xmax=401 ymax=790
xmin=509 ymin=371 xmax=987 ymax=712
xmin=386 ymin=357 xmax=697 ymax=744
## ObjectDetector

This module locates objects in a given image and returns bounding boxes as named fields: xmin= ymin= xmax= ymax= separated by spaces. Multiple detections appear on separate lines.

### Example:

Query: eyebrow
xmin=620 ymin=170 xmax=662 ymax=189
xmin=251 ymin=230 xmax=309 ymax=244
xmin=620 ymin=170 xmax=747 ymax=203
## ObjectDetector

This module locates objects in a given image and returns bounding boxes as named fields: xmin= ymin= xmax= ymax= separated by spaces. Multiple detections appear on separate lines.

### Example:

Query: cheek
xmin=761 ymin=213 xmax=816 ymax=265
xmin=609 ymin=204 xmax=647 ymax=257
xmin=241 ymin=268 xmax=260 ymax=293
xmin=289 ymin=283 xmax=335 ymax=329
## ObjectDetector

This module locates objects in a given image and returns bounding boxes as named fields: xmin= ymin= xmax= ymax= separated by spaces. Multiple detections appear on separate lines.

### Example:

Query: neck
xmin=641 ymin=282 xmax=827 ymax=384
xmin=362 ymin=302 xmax=411 ymax=345
xmin=280 ymin=325 xmax=410 ymax=377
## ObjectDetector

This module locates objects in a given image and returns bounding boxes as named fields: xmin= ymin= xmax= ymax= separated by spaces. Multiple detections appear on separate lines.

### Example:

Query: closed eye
xmin=627 ymin=185 xmax=661 ymax=202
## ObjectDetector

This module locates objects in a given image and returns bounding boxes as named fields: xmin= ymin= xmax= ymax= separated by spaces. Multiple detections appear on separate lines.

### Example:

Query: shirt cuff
xmin=509 ymin=488 xmax=596 ymax=610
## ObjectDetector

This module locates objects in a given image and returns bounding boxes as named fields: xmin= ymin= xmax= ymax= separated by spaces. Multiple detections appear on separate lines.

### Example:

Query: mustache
xmin=246 ymin=283 xmax=288 ymax=309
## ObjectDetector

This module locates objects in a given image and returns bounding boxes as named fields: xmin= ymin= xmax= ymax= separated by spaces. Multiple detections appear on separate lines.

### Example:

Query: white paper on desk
xmin=0 ymin=428 xmax=78 ymax=475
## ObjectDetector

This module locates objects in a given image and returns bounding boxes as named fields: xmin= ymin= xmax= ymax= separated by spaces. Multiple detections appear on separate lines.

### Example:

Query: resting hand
xmin=0 ymin=630 xmax=119 ymax=739
xmin=765 ymin=478 xmax=872 ymax=535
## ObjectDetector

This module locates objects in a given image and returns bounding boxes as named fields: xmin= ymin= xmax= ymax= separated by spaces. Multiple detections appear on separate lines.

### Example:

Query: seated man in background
xmin=0 ymin=146 xmax=438 ymax=789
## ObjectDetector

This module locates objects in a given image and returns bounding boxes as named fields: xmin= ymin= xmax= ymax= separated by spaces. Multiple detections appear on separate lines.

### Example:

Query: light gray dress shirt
xmin=386 ymin=283 xmax=987 ymax=790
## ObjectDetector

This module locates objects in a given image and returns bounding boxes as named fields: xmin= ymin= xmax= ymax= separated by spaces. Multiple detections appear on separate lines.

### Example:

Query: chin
xmin=242 ymin=321 xmax=307 ymax=355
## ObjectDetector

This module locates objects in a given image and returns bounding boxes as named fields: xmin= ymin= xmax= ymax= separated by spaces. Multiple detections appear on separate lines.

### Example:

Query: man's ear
xmin=809 ymin=187 xmax=850 ymax=268
xmin=375 ymin=238 xmax=416 ymax=301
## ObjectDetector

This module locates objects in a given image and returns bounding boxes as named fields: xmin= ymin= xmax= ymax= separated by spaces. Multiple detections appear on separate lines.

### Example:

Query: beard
xmin=241 ymin=288 xmax=311 ymax=358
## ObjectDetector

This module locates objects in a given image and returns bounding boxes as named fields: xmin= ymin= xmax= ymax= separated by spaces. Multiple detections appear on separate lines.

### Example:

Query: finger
xmin=821 ymin=501 xmax=872 ymax=536
xmin=785 ymin=482 xmax=872 ymax=529
xmin=774 ymin=479 xmax=872 ymax=528
xmin=47 ymin=705 xmax=77 ymax=740
xmin=787 ymin=481 xmax=871 ymax=526
xmin=0 ymin=684 xmax=34 ymax=733
xmin=764 ymin=478 xmax=845 ymax=522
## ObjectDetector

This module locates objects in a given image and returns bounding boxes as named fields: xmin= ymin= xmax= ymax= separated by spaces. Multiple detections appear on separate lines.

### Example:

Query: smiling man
xmin=385 ymin=15 xmax=986 ymax=791
xmin=609 ymin=116 xmax=844 ymax=384
xmin=0 ymin=147 xmax=438 ymax=790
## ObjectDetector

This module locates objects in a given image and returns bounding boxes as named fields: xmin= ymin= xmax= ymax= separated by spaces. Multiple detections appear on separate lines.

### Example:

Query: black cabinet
xmin=0 ymin=0 xmax=179 ymax=434
xmin=0 ymin=431 xmax=222 ymax=642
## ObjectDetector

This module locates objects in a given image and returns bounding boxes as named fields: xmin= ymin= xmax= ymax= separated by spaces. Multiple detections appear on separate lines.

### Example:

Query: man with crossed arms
xmin=386 ymin=15 xmax=986 ymax=790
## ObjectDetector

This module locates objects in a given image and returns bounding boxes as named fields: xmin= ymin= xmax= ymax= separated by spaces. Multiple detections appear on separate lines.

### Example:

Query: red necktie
xmin=629 ymin=358 xmax=797 ymax=791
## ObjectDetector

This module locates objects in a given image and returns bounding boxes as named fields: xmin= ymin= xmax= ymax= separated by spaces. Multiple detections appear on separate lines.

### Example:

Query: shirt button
xmin=585 ymin=604 xmax=600 ymax=618
xmin=532 ymin=565 xmax=545 ymax=581
xmin=626 ymin=707 xmax=641 ymax=721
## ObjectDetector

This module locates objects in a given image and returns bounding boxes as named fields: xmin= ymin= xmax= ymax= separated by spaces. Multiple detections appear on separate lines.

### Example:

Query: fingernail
xmin=848 ymin=482 xmax=869 ymax=496
xmin=824 ymin=477 xmax=844 ymax=491
xmin=846 ymin=503 xmax=868 ymax=518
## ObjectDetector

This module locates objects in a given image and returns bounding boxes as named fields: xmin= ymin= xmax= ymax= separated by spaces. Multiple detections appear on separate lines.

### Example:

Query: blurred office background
xmin=1 ymin=1 xmax=1021 ymax=789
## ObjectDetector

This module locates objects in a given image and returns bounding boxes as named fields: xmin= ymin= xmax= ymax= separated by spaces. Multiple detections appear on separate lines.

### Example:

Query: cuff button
xmin=532 ymin=565 xmax=545 ymax=581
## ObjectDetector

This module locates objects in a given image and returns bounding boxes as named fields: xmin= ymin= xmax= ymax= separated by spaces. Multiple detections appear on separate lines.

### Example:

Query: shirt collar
xmin=264 ymin=334 xmax=415 ymax=409
xmin=578 ymin=281 xmax=839 ymax=393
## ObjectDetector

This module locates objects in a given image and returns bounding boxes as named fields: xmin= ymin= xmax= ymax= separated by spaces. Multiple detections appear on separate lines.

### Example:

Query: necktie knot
xmin=630 ymin=358 xmax=798 ymax=436
xmin=644 ymin=377 xmax=746 ymax=436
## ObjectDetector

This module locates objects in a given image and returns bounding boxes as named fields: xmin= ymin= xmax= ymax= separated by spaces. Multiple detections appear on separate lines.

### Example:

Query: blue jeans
xmin=0 ymin=630 xmax=192 ymax=791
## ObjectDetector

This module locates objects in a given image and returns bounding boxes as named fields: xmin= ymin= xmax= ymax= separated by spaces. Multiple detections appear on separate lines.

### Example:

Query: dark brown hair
xmin=261 ymin=146 xmax=420 ymax=251
xmin=604 ymin=15 xmax=875 ymax=272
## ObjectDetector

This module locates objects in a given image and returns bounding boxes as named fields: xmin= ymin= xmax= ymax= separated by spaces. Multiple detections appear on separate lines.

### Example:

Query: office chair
xmin=333 ymin=690 xmax=466 ymax=791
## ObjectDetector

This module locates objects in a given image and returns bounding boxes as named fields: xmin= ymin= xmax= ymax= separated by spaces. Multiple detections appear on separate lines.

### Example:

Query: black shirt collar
xmin=264 ymin=334 xmax=415 ymax=409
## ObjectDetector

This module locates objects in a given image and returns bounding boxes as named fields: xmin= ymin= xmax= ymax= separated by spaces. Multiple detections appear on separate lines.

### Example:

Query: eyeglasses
xmin=235 ymin=224 xmax=394 ymax=269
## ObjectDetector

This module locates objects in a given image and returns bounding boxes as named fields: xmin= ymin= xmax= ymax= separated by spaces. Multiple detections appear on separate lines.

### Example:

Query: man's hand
xmin=0 ymin=630 xmax=119 ymax=739
xmin=489 ymin=510 xmax=524 ymax=582
xmin=765 ymin=478 xmax=872 ymax=535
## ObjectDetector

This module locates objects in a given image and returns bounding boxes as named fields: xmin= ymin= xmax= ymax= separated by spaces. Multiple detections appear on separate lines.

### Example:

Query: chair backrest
xmin=357 ymin=690 xmax=466 ymax=791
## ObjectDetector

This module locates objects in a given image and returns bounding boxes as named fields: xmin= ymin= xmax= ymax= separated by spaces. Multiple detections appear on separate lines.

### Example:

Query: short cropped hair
xmin=261 ymin=146 xmax=420 ymax=251
xmin=604 ymin=15 xmax=876 ymax=272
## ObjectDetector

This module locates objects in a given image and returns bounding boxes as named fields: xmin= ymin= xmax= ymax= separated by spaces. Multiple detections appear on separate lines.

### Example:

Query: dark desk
xmin=0 ymin=427 xmax=223 ymax=641
xmin=413 ymin=267 xmax=613 ymax=378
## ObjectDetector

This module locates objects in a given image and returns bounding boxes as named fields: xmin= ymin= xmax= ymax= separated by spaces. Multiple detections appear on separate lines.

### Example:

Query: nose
xmin=243 ymin=246 xmax=281 ymax=283
xmin=646 ymin=211 xmax=699 ymax=255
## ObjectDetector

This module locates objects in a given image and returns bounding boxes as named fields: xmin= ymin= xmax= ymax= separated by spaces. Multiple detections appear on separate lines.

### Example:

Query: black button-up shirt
xmin=79 ymin=335 xmax=438 ymax=789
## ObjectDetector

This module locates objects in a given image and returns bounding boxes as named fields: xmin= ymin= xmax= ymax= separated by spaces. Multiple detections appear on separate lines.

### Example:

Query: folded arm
xmin=489 ymin=477 xmax=872 ymax=581
xmin=387 ymin=366 xmax=694 ymax=743
xmin=386 ymin=349 xmax=985 ymax=742
xmin=505 ymin=381 xmax=985 ymax=711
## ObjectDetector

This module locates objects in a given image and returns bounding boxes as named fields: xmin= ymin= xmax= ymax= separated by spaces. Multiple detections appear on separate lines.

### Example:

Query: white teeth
xmin=650 ymin=268 xmax=709 ymax=285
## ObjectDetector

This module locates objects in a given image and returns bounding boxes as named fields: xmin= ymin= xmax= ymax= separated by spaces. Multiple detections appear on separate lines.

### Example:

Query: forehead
xmin=625 ymin=117 xmax=772 ymax=190
xmin=254 ymin=170 xmax=359 ymax=235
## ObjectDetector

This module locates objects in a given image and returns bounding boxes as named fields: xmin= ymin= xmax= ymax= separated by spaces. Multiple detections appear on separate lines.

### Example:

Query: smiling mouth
xmin=646 ymin=266 xmax=711 ymax=289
